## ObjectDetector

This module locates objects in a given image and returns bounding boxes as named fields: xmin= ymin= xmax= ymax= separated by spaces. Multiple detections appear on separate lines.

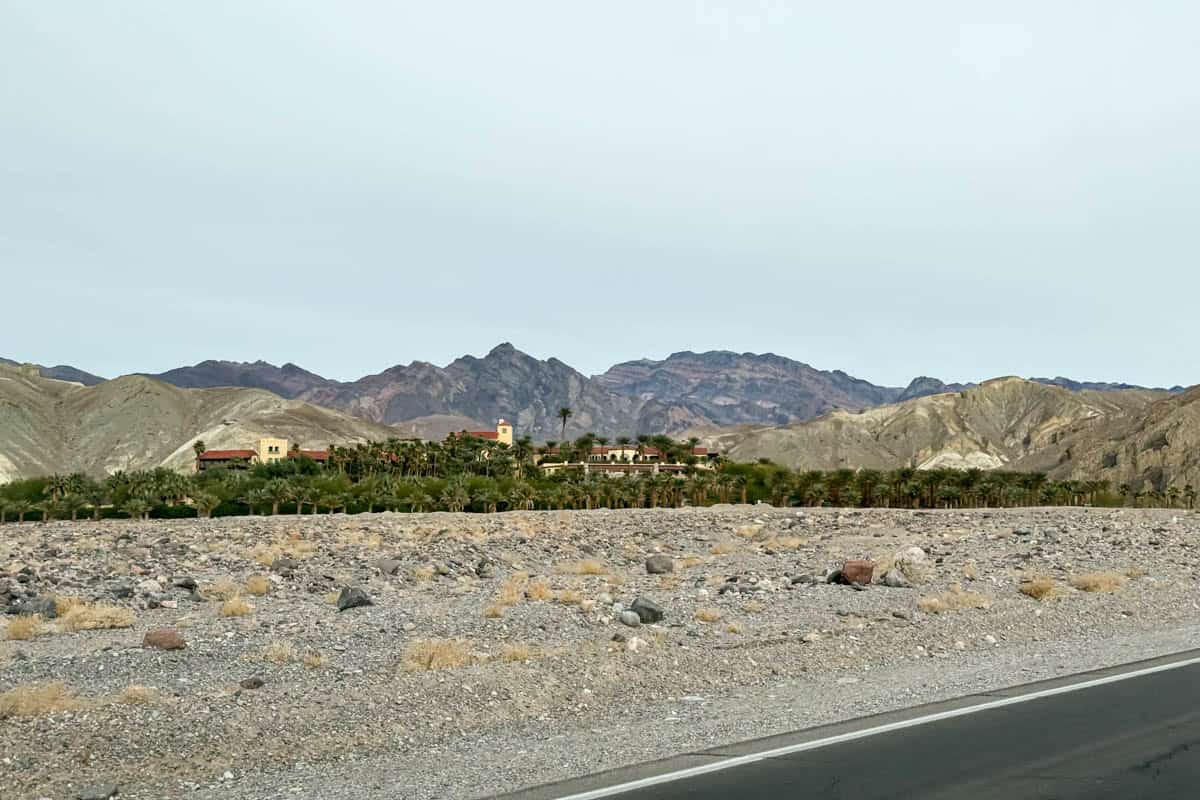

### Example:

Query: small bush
xmin=302 ymin=651 xmax=326 ymax=668
xmin=918 ymin=584 xmax=991 ymax=614
xmin=0 ymin=683 xmax=83 ymax=719
xmin=6 ymin=614 xmax=42 ymax=640
xmin=710 ymin=541 xmax=736 ymax=555
xmin=500 ymin=643 xmax=534 ymax=662
xmin=59 ymin=604 xmax=135 ymax=632
xmin=559 ymin=559 xmax=606 ymax=575
xmin=1069 ymin=572 xmax=1126 ymax=593
xmin=244 ymin=575 xmax=271 ymax=596
xmin=483 ymin=604 xmax=505 ymax=619
xmin=526 ymin=580 xmax=552 ymax=601
xmin=413 ymin=565 xmax=435 ymax=583
xmin=679 ymin=556 xmax=705 ymax=569
xmin=204 ymin=578 xmax=240 ymax=601
xmin=1019 ymin=577 xmax=1058 ymax=601
xmin=726 ymin=623 xmax=743 ymax=634
xmin=694 ymin=607 xmax=723 ymax=623
xmin=743 ymin=600 xmax=765 ymax=614
xmin=554 ymin=589 xmax=583 ymax=605
xmin=220 ymin=596 xmax=253 ymax=617
xmin=404 ymin=639 xmax=474 ymax=672
xmin=262 ymin=641 xmax=296 ymax=663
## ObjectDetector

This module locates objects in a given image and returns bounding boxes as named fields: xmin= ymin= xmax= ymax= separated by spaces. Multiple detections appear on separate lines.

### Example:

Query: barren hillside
xmin=0 ymin=364 xmax=398 ymax=480
xmin=703 ymin=378 xmax=1164 ymax=473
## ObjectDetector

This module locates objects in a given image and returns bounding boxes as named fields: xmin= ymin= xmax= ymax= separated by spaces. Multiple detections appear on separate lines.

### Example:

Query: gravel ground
xmin=2 ymin=506 xmax=1199 ymax=800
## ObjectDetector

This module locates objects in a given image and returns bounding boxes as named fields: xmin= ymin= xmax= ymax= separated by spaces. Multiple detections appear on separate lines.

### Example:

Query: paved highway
xmin=503 ymin=653 xmax=1200 ymax=800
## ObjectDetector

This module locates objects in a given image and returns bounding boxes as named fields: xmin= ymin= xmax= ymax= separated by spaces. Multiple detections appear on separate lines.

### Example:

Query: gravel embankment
xmin=2 ymin=506 xmax=1198 ymax=799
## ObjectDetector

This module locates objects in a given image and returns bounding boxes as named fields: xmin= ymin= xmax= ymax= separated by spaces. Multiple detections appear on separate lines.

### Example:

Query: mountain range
xmin=7 ymin=343 xmax=1165 ymax=440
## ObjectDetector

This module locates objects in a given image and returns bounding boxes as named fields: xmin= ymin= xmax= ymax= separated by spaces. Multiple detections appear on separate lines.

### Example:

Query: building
xmin=450 ymin=419 xmax=514 ymax=447
xmin=538 ymin=444 xmax=717 ymax=476
xmin=196 ymin=438 xmax=330 ymax=471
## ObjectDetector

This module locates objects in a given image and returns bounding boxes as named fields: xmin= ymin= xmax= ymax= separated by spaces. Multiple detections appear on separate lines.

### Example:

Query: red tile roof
xmin=198 ymin=449 xmax=256 ymax=460
xmin=467 ymin=431 xmax=499 ymax=440
xmin=289 ymin=449 xmax=330 ymax=461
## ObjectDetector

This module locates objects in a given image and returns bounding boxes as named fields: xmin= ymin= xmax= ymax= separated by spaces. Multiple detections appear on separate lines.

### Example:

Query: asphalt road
xmin=507 ymin=656 xmax=1200 ymax=800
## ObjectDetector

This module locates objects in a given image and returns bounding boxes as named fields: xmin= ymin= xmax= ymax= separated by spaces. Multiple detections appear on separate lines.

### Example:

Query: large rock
xmin=645 ymin=555 xmax=674 ymax=574
xmin=618 ymin=610 xmax=642 ymax=627
xmin=143 ymin=628 xmax=187 ymax=650
xmin=336 ymin=586 xmax=373 ymax=612
xmin=892 ymin=546 xmax=929 ymax=582
xmin=629 ymin=597 xmax=665 ymax=624
xmin=375 ymin=558 xmax=402 ymax=576
xmin=77 ymin=786 xmax=119 ymax=800
xmin=881 ymin=568 xmax=911 ymax=588
xmin=7 ymin=595 xmax=57 ymax=619
xmin=839 ymin=560 xmax=875 ymax=586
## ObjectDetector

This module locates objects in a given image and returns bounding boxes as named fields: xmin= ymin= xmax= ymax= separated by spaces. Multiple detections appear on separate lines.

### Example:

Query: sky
xmin=2 ymin=1 xmax=1197 ymax=388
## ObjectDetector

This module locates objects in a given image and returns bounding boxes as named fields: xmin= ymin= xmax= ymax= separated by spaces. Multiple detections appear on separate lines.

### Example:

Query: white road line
xmin=553 ymin=653 xmax=1200 ymax=800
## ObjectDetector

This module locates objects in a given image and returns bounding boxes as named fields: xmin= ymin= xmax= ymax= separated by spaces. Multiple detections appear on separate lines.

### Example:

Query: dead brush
xmin=496 ymin=573 xmax=529 ymax=606
xmin=243 ymin=575 xmax=271 ymax=596
xmin=113 ymin=685 xmax=162 ymax=705
xmin=525 ymin=579 xmax=553 ymax=601
xmin=694 ymin=607 xmax=723 ymax=623
xmin=219 ymin=596 xmax=253 ymax=617
xmin=918 ymin=584 xmax=991 ymax=614
xmin=0 ymin=682 xmax=83 ymax=719
xmin=500 ymin=643 xmax=536 ymax=662
xmin=203 ymin=578 xmax=241 ymax=601
xmin=302 ymin=651 xmax=326 ymax=668
xmin=403 ymin=638 xmax=475 ymax=672
xmin=58 ymin=603 xmax=135 ymax=632
xmin=679 ymin=556 xmax=706 ymax=569
xmin=413 ymin=565 xmax=435 ymax=583
xmin=482 ymin=604 xmax=505 ymax=619
xmin=1069 ymin=572 xmax=1127 ymax=593
xmin=558 ymin=559 xmax=607 ymax=576
xmin=709 ymin=541 xmax=737 ymax=556
xmin=261 ymin=641 xmax=297 ymax=663
xmin=5 ymin=614 xmax=43 ymax=641
xmin=554 ymin=589 xmax=584 ymax=605
xmin=1019 ymin=577 xmax=1058 ymax=601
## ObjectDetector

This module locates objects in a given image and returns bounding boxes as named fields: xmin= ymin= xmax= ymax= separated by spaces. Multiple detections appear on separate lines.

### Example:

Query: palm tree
xmin=122 ymin=497 xmax=150 ymax=521
xmin=557 ymin=407 xmax=573 ymax=440
xmin=193 ymin=492 xmax=220 ymax=518
xmin=263 ymin=479 xmax=292 ymax=516
xmin=9 ymin=499 xmax=32 ymax=523
xmin=59 ymin=492 xmax=87 ymax=521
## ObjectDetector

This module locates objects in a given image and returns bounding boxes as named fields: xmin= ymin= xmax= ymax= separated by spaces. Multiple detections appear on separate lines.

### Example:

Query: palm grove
xmin=0 ymin=432 xmax=1192 ymax=523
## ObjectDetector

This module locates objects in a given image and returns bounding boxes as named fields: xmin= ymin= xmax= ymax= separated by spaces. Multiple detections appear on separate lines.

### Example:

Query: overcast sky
xmin=2 ymin=2 xmax=1197 ymax=387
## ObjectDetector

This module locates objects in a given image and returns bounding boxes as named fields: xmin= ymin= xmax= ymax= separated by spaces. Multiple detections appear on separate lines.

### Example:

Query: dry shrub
xmin=262 ymin=641 xmax=296 ymax=663
xmin=679 ymin=556 xmax=705 ymax=569
xmin=248 ymin=536 xmax=318 ymax=567
xmin=59 ymin=603 xmax=135 ymax=632
xmin=302 ymin=651 xmax=326 ymax=668
xmin=1069 ymin=572 xmax=1126 ymax=593
xmin=559 ymin=559 xmax=606 ymax=576
xmin=404 ymin=638 xmax=474 ymax=672
xmin=204 ymin=578 xmax=240 ymax=601
xmin=413 ymin=565 xmax=435 ymax=583
xmin=526 ymin=580 xmax=552 ymax=601
xmin=1125 ymin=566 xmax=1148 ymax=579
xmin=220 ymin=596 xmax=253 ymax=617
xmin=0 ymin=683 xmax=82 ymax=719
xmin=554 ymin=589 xmax=584 ymax=605
xmin=500 ymin=643 xmax=535 ymax=662
xmin=323 ymin=591 xmax=340 ymax=605
xmin=114 ymin=685 xmax=161 ymax=705
xmin=694 ymin=607 xmax=723 ymax=623
xmin=773 ymin=536 xmax=806 ymax=550
xmin=962 ymin=562 xmax=979 ymax=581
xmin=483 ymin=604 xmax=505 ymax=619
xmin=496 ymin=573 xmax=529 ymax=606
xmin=726 ymin=623 xmax=743 ymax=634
xmin=918 ymin=584 xmax=991 ymax=614
xmin=53 ymin=595 xmax=85 ymax=616
xmin=710 ymin=541 xmax=736 ymax=555
xmin=244 ymin=575 xmax=271 ymax=596
xmin=1019 ymin=577 xmax=1058 ymax=601
xmin=6 ymin=614 xmax=42 ymax=641
xmin=743 ymin=600 xmax=765 ymax=614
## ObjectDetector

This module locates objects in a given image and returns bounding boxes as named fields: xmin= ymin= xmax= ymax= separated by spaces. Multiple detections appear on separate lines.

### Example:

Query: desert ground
xmin=3 ymin=506 xmax=1199 ymax=800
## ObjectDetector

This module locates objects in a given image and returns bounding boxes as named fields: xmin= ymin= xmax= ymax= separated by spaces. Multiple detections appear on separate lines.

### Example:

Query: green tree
xmin=557 ymin=407 xmax=573 ymax=440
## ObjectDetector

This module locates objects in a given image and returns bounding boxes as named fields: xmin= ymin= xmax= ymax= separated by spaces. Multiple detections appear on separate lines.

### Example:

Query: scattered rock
xmin=143 ymin=628 xmax=187 ymax=651
xmin=881 ymin=569 xmax=911 ymax=588
xmin=77 ymin=785 xmax=119 ymax=800
xmin=840 ymin=560 xmax=876 ymax=585
xmin=336 ymin=587 xmax=373 ymax=612
xmin=645 ymin=555 xmax=674 ymax=574
xmin=375 ymin=558 xmax=402 ymax=576
xmin=240 ymin=676 xmax=265 ymax=690
xmin=475 ymin=559 xmax=496 ymax=579
xmin=271 ymin=557 xmax=298 ymax=576
xmin=629 ymin=597 xmax=665 ymax=624
xmin=618 ymin=610 xmax=642 ymax=628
